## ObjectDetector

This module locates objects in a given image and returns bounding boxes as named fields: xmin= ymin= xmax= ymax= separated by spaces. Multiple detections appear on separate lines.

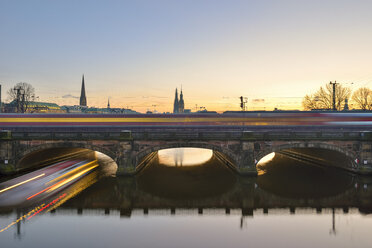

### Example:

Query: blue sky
xmin=1 ymin=0 xmax=372 ymax=112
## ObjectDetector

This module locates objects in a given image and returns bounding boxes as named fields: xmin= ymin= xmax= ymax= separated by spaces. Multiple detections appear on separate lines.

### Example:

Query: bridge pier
xmin=237 ymin=142 xmax=258 ymax=175
xmin=115 ymin=141 xmax=136 ymax=175
xmin=116 ymin=155 xmax=136 ymax=175
xmin=0 ymin=140 xmax=16 ymax=174
xmin=359 ymin=142 xmax=372 ymax=174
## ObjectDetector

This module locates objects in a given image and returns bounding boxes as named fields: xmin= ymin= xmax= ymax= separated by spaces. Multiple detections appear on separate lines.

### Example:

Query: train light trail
xmin=27 ymin=193 xmax=67 ymax=220
xmin=0 ymin=204 xmax=45 ymax=233
xmin=46 ymin=160 xmax=98 ymax=185
xmin=46 ymin=163 xmax=99 ymax=193
xmin=0 ymin=174 xmax=45 ymax=194
xmin=26 ymin=179 xmax=67 ymax=200
xmin=27 ymin=161 xmax=98 ymax=200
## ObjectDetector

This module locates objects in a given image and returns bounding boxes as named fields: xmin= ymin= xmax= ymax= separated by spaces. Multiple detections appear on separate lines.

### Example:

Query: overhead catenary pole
xmin=330 ymin=81 xmax=338 ymax=111
xmin=239 ymin=96 xmax=248 ymax=111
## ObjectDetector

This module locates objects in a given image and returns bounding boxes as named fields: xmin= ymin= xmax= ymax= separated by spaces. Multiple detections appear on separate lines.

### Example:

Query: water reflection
xmin=1 ymin=148 xmax=372 ymax=248
xmin=138 ymin=154 xmax=237 ymax=199
xmin=136 ymin=148 xmax=236 ymax=199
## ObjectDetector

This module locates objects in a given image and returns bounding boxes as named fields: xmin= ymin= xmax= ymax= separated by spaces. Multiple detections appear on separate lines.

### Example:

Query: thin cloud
xmin=150 ymin=95 xmax=169 ymax=99
xmin=141 ymin=95 xmax=169 ymax=99
xmin=252 ymin=99 xmax=265 ymax=103
xmin=62 ymin=94 xmax=79 ymax=99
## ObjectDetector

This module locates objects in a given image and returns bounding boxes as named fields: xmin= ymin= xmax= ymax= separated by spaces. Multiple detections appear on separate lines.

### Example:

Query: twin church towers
xmin=173 ymin=87 xmax=185 ymax=113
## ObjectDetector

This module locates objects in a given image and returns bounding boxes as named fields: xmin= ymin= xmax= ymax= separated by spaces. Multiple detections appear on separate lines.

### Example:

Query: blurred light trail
xmin=46 ymin=160 xmax=98 ymax=185
xmin=27 ymin=160 xmax=98 ymax=199
xmin=26 ymin=179 xmax=67 ymax=200
xmin=0 ymin=158 xmax=99 ymax=212
xmin=0 ymin=174 xmax=45 ymax=194
xmin=46 ymin=162 xmax=99 ymax=193
xmin=0 ymin=204 xmax=45 ymax=233
xmin=27 ymin=193 xmax=67 ymax=220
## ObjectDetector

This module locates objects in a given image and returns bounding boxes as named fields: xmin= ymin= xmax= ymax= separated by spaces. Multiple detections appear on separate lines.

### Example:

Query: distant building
xmin=4 ymin=100 xmax=63 ymax=113
xmin=196 ymin=109 xmax=217 ymax=114
xmin=60 ymin=105 xmax=85 ymax=113
xmin=84 ymin=107 xmax=139 ymax=114
xmin=28 ymin=101 xmax=63 ymax=113
xmin=80 ymin=75 xmax=87 ymax=106
xmin=173 ymin=87 xmax=185 ymax=113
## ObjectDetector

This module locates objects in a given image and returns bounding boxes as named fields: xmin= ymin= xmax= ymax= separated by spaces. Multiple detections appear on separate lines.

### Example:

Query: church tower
xmin=179 ymin=87 xmax=184 ymax=113
xmin=80 ymin=75 xmax=87 ymax=106
xmin=107 ymin=98 xmax=110 ymax=109
xmin=173 ymin=88 xmax=179 ymax=113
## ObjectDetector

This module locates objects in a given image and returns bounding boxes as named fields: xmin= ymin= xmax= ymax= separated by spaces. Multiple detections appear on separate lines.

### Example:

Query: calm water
xmin=0 ymin=148 xmax=372 ymax=248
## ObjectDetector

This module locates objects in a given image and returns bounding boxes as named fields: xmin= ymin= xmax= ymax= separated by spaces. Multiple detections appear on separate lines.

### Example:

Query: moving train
xmin=0 ymin=111 xmax=372 ymax=130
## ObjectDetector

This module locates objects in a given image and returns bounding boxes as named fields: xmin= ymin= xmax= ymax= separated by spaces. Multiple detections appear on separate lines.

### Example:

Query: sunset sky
xmin=1 ymin=0 xmax=372 ymax=112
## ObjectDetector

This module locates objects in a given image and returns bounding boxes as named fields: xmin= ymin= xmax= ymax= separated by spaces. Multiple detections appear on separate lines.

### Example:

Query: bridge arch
xmin=18 ymin=142 xmax=116 ymax=160
xmin=255 ymin=142 xmax=358 ymax=171
xmin=133 ymin=141 xmax=239 ymax=171
xmin=16 ymin=141 xmax=117 ymax=171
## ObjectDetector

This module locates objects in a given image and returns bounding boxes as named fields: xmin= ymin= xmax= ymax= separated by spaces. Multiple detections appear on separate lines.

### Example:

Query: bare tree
xmin=7 ymin=82 xmax=35 ymax=113
xmin=302 ymin=83 xmax=351 ymax=111
xmin=352 ymin=87 xmax=372 ymax=110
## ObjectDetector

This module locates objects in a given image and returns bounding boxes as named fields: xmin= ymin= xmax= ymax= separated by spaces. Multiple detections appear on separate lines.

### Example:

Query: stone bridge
xmin=1 ymin=129 xmax=372 ymax=175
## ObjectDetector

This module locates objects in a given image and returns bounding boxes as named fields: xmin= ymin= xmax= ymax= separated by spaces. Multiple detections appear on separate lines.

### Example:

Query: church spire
xmin=107 ymin=98 xmax=110 ymax=109
xmin=179 ymin=86 xmax=184 ymax=113
xmin=173 ymin=88 xmax=179 ymax=113
xmin=80 ymin=74 xmax=87 ymax=106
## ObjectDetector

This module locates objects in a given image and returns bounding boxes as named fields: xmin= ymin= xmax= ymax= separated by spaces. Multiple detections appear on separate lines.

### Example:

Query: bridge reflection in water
xmin=1 ymin=148 xmax=372 ymax=247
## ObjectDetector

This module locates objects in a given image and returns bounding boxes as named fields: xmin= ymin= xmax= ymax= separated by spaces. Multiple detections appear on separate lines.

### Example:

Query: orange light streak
xmin=0 ymin=204 xmax=45 ymax=233
xmin=46 ymin=163 xmax=99 ymax=193
xmin=46 ymin=160 xmax=98 ymax=185
xmin=26 ymin=179 xmax=67 ymax=200
xmin=27 ymin=193 xmax=67 ymax=220
xmin=0 ymin=174 xmax=45 ymax=194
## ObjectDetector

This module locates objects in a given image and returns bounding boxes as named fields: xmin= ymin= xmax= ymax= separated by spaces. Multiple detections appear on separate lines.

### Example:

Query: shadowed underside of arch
xmin=256 ymin=143 xmax=358 ymax=173
xmin=15 ymin=142 xmax=117 ymax=173
xmin=19 ymin=142 xmax=116 ymax=160
xmin=17 ymin=148 xmax=96 ymax=172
